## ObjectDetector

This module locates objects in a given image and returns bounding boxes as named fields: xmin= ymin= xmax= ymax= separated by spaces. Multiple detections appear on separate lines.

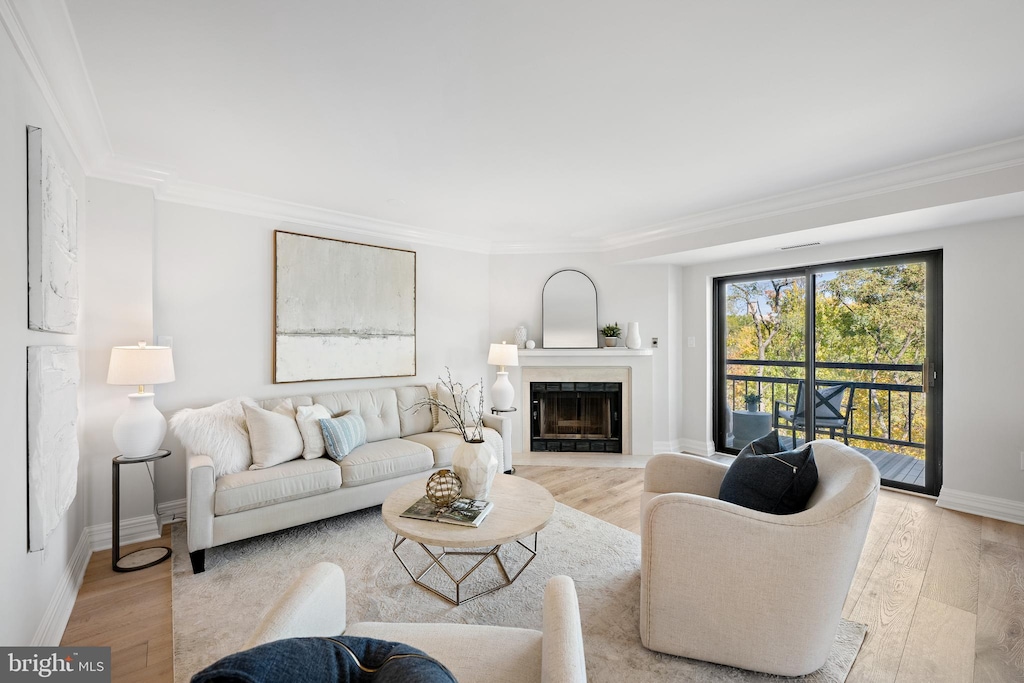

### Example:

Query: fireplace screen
xmin=530 ymin=382 xmax=622 ymax=452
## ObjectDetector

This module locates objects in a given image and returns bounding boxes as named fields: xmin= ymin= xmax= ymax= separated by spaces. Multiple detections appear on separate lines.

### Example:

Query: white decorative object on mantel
xmin=453 ymin=441 xmax=498 ymax=500
xmin=625 ymin=322 xmax=642 ymax=349
xmin=27 ymin=126 xmax=79 ymax=334
xmin=526 ymin=340 xmax=536 ymax=349
xmin=514 ymin=326 xmax=528 ymax=348
xmin=27 ymin=346 xmax=80 ymax=552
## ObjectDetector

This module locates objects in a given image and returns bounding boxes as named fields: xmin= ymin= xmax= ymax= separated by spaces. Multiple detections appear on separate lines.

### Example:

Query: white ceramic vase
xmin=452 ymin=440 xmax=498 ymax=500
xmin=625 ymin=322 xmax=642 ymax=349
xmin=514 ymin=326 xmax=528 ymax=348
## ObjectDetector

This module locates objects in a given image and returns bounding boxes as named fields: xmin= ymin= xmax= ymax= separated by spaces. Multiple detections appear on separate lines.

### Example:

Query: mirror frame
xmin=541 ymin=269 xmax=599 ymax=349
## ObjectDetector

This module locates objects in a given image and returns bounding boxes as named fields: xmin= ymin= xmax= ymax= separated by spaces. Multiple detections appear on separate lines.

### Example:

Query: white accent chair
xmin=247 ymin=562 xmax=587 ymax=683
xmin=640 ymin=440 xmax=879 ymax=677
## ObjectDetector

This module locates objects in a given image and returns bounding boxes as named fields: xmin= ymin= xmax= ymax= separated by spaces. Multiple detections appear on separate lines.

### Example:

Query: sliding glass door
xmin=713 ymin=251 xmax=942 ymax=495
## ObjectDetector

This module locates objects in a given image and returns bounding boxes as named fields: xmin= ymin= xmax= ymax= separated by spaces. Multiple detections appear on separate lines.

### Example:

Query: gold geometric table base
xmin=391 ymin=533 xmax=539 ymax=605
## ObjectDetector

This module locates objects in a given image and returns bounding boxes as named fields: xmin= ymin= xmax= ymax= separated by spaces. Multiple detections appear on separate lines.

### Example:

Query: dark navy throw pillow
xmin=719 ymin=430 xmax=818 ymax=514
xmin=191 ymin=635 xmax=457 ymax=683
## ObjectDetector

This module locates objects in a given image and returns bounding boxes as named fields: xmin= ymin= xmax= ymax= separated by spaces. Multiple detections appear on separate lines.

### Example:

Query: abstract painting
xmin=274 ymin=230 xmax=416 ymax=382
xmin=27 ymin=346 xmax=80 ymax=552
xmin=27 ymin=126 xmax=79 ymax=334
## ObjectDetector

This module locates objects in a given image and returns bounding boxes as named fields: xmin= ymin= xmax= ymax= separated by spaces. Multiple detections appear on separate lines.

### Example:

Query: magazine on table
xmin=399 ymin=496 xmax=494 ymax=527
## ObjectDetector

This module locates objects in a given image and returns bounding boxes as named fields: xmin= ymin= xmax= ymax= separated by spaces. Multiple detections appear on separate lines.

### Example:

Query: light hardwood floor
xmin=61 ymin=464 xmax=1024 ymax=682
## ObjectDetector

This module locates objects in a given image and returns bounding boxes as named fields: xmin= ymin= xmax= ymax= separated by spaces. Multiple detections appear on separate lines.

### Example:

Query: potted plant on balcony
xmin=411 ymin=368 xmax=498 ymax=499
xmin=744 ymin=392 xmax=761 ymax=412
xmin=601 ymin=322 xmax=622 ymax=347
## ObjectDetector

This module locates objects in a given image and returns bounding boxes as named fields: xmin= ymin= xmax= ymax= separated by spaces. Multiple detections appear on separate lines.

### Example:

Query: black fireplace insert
xmin=530 ymin=382 xmax=622 ymax=452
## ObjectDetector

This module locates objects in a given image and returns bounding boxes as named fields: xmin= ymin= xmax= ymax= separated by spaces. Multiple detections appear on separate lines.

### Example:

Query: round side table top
xmin=113 ymin=449 xmax=171 ymax=464
xmin=382 ymin=474 xmax=555 ymax=548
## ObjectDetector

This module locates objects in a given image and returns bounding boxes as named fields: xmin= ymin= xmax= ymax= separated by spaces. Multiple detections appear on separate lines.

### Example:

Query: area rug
xmin=171 ymin=503 xmax=866 ymax=682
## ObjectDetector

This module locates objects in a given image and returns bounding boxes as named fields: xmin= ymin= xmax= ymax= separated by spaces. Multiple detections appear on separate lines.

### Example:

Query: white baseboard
xmin=676 ymin=437 xmax=715 ymax=457
xmin=31 ymin=527 xmax=91 ymax=646
xmin=88 ymin=513 xmax=162 ymax=552
xmin=936 ymin=487 xmax=1024 ymax=525
xmin=652 ymin=439 xmax=683 ymax=453
xmin=159 ymin=498 xmax=187 ymax=525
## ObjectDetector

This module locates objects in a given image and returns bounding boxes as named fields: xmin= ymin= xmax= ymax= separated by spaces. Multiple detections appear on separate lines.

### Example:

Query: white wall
xmin=488 ymin=252 xmax=683 ymax=451
xmin=79 ymin=178 xmax=158 ymax=529
xmin=0 ymin=25 xmax=87 ymax=644
xmin=152 ymin=201 xmax=492 ymax=504
xmin=677 ymin=218 xmax=1024 ymax=506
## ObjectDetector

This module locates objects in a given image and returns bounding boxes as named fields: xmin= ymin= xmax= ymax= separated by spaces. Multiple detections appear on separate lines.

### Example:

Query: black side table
xmin=112 ymin=450 xmax=173 ymax=572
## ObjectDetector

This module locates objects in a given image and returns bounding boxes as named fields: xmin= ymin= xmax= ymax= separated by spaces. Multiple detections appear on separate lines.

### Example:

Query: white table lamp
xmin=107 ymin=341 xmax=175 ymax=459
xmin=488 ymin=342 xmax=519 ymax=411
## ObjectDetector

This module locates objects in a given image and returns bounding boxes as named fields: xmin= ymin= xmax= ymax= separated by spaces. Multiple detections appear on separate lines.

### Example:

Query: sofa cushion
xmin=314 ymin=389 xmax=400 ymax=443
xmin=404 ymin=427 xmax=503 ymax=468
xmin=321 ymin=414 xmax=368 ymax=461
xmin=341 ymin=439 xmax=433 ymax=487
xmin=719 ymin=431 xmax=818 ymax=515
xmin=244 ymin=400 xmax=304 ymax=470
xmin=215 ymin=458 xmax=342 ymax=515
xmin=396 ymin=385 xmax=433 ymax=436
xmin=296 ymin=404 xmax=334 ymax=459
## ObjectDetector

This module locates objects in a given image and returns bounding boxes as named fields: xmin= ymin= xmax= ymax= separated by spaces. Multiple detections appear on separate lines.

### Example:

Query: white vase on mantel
xmin=625 ymin=322 xmax=642 ymax=349
xmin=453 ymin=440 xmax=498 ymax=500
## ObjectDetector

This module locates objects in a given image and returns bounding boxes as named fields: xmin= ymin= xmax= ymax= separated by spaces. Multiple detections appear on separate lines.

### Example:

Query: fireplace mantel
xmin=507 ymin=347 xmax=654 ymax=456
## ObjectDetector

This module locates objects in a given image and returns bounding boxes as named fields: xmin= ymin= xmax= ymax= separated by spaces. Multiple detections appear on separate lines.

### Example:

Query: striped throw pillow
xmin=320 ymin=414 xmax=367 ymax=461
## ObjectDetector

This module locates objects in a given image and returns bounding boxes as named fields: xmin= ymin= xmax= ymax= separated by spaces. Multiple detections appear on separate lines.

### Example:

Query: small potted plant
xmin=744 ymin=392 xmax=761 ymax=412
xmin=601 ymin=322 xmax=621 ymax=347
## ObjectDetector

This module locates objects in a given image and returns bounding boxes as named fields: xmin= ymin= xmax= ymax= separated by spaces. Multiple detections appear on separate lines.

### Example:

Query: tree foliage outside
xmin=725 ymin=263 xmax=927 ymax=459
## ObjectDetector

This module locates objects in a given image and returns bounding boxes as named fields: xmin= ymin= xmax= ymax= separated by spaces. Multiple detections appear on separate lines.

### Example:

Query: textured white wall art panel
xmin=274 ymin=231 xmax=416 ymax=382
xmin=27 ymin=346 xmax=81 ymax=552
xmin=27 ymin=127 xmax=79 ymax=334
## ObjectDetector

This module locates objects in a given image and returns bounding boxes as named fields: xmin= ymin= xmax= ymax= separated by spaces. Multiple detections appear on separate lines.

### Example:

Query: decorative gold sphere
xmin=426 ymin=469 xmax=462 ymax=507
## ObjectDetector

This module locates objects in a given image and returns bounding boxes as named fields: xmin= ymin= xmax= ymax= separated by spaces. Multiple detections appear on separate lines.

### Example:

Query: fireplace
xmin=530 ymin=382 xmax=623 ymax=452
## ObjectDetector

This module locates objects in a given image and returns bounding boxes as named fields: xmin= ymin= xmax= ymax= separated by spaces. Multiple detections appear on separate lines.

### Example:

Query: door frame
xmin=712 ymin=250 xmax=942 ymax=495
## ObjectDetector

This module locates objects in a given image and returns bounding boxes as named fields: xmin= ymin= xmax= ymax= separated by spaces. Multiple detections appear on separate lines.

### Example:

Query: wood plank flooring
xmin=60 ymin=462 xmax=1024 ymax=682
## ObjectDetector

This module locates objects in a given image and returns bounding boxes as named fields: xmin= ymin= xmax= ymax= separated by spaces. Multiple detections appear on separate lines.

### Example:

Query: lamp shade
xmin=487 ymin=342 xmax=519 ymax=367
xmin=107 ymin=343 xmax=175 ymax=386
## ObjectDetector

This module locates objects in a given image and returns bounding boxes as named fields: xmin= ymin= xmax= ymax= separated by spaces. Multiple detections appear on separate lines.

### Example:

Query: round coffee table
xmin=382 ymin=473 xmax=555 ymax=605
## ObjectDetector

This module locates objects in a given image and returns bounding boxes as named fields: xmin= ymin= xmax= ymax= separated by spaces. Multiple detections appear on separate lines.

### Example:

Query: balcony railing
xmin=726 ymin=358 xmax=926 ymax=451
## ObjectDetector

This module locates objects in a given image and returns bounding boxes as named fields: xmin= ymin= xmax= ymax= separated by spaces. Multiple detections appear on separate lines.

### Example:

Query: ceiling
xmin=20 ymin=1 xmax=1024 ymax=257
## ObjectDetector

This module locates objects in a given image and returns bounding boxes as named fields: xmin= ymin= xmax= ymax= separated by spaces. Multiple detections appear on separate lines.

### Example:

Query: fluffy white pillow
xmin=432 ymin=382 xmax=481 ymax=433
xmin=296 ymin=404 xmax=333 ymax=459
xmin=244 ymin=400 xmax=304 ymax=470
xmin=169 ymin=397 xmax=253 ymax=477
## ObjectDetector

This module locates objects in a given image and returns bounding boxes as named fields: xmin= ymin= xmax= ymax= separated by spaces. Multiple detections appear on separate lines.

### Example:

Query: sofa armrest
xmin=245 ymin=562 xmax=348 ymax=648
xmin=541 ymin=575 xmax=586 ymax=683
xmin=186 ymin=454 xmax=216 ymax=554
xmin=482 ymin=413 xmax=513 ymax=472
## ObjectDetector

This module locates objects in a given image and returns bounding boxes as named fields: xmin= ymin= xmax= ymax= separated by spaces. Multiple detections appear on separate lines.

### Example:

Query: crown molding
xmin=596 ymin=135 xmax=1024 ymax=251
xmin=157 ymin=179 xmax=494 ymax=254
xmin=8 ymin=0 xmax=1024 ymax=258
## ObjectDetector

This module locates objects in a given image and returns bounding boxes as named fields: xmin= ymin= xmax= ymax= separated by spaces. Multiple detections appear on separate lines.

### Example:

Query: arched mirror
xmin=542 ymin=269 xmax=598 ymax=348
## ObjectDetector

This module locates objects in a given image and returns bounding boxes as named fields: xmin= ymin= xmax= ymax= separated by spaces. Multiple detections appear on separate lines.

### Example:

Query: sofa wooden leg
xmin=190 ymin=549 xmax=206 ymax=574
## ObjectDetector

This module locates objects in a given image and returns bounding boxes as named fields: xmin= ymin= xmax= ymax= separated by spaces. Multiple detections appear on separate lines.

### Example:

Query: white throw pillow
xmin=243 ymin=400 xmax=304 ymax=470
xmin=296 ymin=404 xmax=333 ymax=459
xmin=432 ymin=382 xmax=482 ymax=433
xmin=169 ymin=397 xmax=253 ymax=477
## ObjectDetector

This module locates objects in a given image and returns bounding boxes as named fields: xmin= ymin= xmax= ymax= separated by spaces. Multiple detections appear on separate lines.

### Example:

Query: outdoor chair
xmin=773 ymin=381 xmax=855 ymax=446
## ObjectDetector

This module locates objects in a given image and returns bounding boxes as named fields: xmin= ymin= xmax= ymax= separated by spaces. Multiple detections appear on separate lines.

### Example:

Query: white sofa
xmin=185 ymin=384 xmax=511 ymax=573
xmin=244 ymin=562 xmax=587 ymax=683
